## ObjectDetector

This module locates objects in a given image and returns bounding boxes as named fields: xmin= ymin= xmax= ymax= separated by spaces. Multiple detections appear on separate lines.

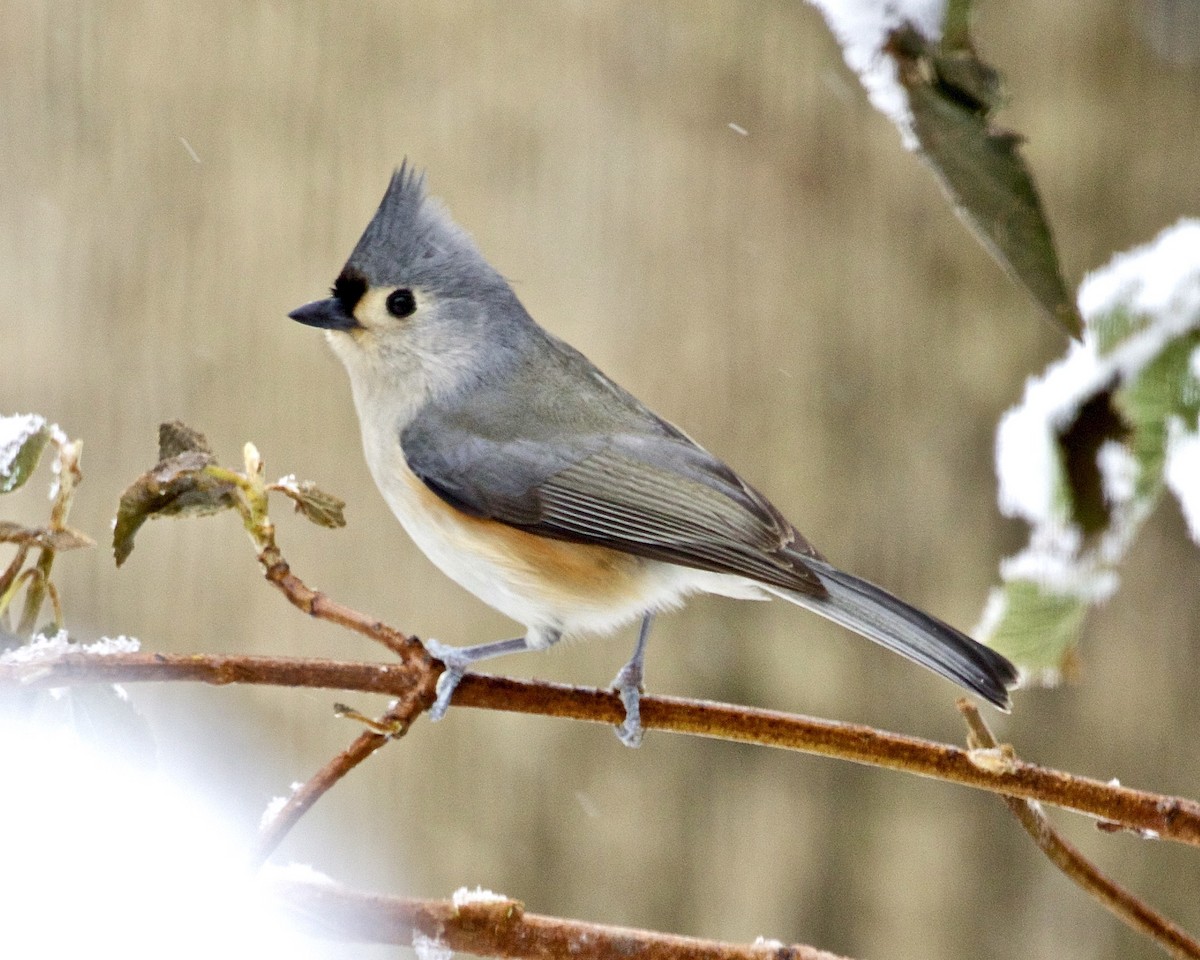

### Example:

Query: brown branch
xmin=253 ymin=691 xmax=425 ymax=865
xmin=258 ymin=549 xmax=417 ymax=660
xmin=265 ymin=877 xmax=852 ymax=960
xmin=958 ymin=701 xmax=1200 ymax=960
xmin=5 ymin=649 xmax=1200 ymax=847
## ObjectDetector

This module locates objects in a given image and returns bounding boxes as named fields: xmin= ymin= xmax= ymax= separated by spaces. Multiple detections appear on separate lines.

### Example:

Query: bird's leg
xmin=611 ymin=614 xmax=654 ymax=748
xmin=422 ymin=630 xmax=559 ymax=721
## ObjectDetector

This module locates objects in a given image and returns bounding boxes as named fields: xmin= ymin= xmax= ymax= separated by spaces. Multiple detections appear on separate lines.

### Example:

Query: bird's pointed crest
xmin=343 ymin=162 xmax=495 ymax=293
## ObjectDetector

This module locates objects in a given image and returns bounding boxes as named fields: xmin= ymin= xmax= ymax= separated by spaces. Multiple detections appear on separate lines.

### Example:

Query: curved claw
xmin=423 ymin=639 xmax=470 ymax=722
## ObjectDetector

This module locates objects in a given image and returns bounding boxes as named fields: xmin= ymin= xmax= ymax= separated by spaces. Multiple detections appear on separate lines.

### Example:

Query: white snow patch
xmin=49 ymin=447 xmax=62 ymax=499
xmin=0 ymin=630 xmax=68 ymax=663
xmin=1097 ymin=440 xmax=1137 ymax=507
xmin=972 ymin=587 xmax=1008 ymax=639
xmin=258 ymin=861 xmax=336 ymax=887
xmin=413 ymin=932 xmax=454 ymax=960
xmin=0 ymin=631 xmax=141 ymax=665
xmin=1077 ymin=220 xmax=1200 ymax=335
xmin=451 ymin=886 xmax=509 ymax=908
xmin=90 ymin=634 xmax=141 ymax=655
xmin=260 ymin=781 xmax=309 ymax=829
xmin=806 ymin=0 xmax=946 ymax=148
xmin=998 ymin=542 xmax=1118 ymax=602
xmin=996 ymin=344 xmax=1104 ymax=528
xmin=1166 ymin=417 xmax=1200 ymax=544
xmin=260 ymin=794 xmax=290 ymax=829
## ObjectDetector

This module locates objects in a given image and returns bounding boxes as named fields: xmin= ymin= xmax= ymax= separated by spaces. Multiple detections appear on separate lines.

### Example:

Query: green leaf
xmin=888 ymin=26 xmax=1081 ymax=337
xmin=0 ymin=414 xmax=51 ymax=494
xmin=113 ymin=449 xmax=238 ymax=566
xmin=983 ymin=581 xmax=1088 ymax=679
xmin=1092 ymin=305 xmax=1146 ymax=355
xmin=1117 ymin=330 xmax=1200 ymax=502
xmin=270 ymin=479 xmax=347 ymax=529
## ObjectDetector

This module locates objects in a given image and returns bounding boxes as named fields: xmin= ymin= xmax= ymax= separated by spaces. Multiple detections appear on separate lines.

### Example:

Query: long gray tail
xmin=768 ymin=557 xmax=1018 ymax=709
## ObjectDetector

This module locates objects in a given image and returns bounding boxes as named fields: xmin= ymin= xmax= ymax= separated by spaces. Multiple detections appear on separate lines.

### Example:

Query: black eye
xmin=385 ymin=288 xmax=417 ymax=318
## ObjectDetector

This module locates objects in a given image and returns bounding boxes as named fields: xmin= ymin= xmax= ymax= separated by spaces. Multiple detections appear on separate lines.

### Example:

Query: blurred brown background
xmin=3 ymin=1 xmax=1200 ymax=958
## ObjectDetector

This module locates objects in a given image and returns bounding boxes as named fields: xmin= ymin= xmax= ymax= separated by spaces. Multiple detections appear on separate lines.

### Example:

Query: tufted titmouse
xmin=289 ymin=165 xmax=1017 ymax=746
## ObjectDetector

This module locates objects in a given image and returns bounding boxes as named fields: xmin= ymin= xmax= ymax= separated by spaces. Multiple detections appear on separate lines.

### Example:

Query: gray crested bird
xmin=289 ymin=165 xmax=1018 ymax=746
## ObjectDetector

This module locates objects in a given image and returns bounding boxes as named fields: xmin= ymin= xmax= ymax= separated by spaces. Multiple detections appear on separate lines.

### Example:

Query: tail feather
xmin=768 ymin=558 xmax=1018 ymax=710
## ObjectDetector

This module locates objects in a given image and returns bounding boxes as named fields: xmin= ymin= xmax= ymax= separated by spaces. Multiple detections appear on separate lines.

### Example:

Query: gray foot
xmin=421 ymin=634 xmax=536 ymax=722
xmin=610 ymin=614 xmax=653 ymax=748
xmin=612 ymin=659 xmax=644 ymax=748
xmin=422 ymin=638 xmax=469 ymax=721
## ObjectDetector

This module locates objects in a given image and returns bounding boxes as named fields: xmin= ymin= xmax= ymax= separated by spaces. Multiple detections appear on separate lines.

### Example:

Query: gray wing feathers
xmin=401 ymin=405 xmax=825 ymax=594
xmin=535 ymin=448 xmax=822 ymax=589
xmin=769 ymin=558 xmax=1018 ymax=709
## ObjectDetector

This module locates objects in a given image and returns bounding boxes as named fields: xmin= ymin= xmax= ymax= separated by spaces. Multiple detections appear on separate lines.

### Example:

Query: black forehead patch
xmin=331 ymin=268 xmax=367 ymax=312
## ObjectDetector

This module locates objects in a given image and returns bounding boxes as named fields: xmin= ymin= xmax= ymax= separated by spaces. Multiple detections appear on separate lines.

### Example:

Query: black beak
xmin=288 ymin=297 xmax=360 ymax=331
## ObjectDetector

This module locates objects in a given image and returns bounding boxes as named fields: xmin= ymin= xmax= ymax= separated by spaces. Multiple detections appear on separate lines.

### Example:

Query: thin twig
xmin=958 ymin=701 xmax=1200 ymax=960
xmin=264 ymin=877 xmax=852 ymax=960
xmin=5 ymin=650 xmax=1200 ymax=847
xmin=257 ymin=548 xmax=416 ymax=660
xmin=17 ymin=436 xmax=81 ymax=635
xmin=0 ymin=541 xmax=30 ymax=603
xmin=16 ymin=565 xmax=47 ymax=635
xmin=253 ymin=689 xmax=426 ymax=865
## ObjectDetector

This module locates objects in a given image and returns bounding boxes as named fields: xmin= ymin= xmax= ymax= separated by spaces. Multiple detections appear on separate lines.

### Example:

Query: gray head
xmin=289 ymin=164 xmax=534 ymax=403
xmin=343 ymin=162 xmax=509 ymax=297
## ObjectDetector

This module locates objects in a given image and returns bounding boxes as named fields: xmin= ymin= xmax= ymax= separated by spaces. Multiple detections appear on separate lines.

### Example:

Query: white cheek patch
xmin=353 ymin=286 xmax=429 ymax=330
xmin=354 ymin=287 xmax=394 ymax=328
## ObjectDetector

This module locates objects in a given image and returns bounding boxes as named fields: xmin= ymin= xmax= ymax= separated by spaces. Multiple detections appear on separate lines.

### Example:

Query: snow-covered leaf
xmin=0 ymin=414 xmax=50 ymax=495
xmin=982 ymin=220 xmax=1200 ymax=679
